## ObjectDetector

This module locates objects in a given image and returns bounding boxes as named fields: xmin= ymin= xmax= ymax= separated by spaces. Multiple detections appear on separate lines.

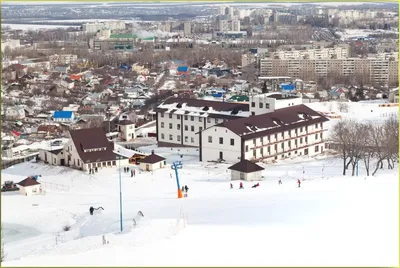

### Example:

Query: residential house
xmin=228 ymin=159 xmax=265 ymax=181
xmin=6 ymin=106 xmax=26 ymax=120
xmin=60 ymin=77 xmax=75 ymax=89
xmin=39 ymin=148 xmax=64 ymax=166
xmin=155 ymin=98 xmax=250 ymax=147
xmin=53 ymin=111 xmax=76 ymax=123
xmin=199 ymin=104 xmax=329 ymax=163
xmin=64 ymin=127 xmax=117 ymax=171
xmin=329 ymin=86 xmax=347 ymax=99
xmin=17 ymin=177 xmax=42 ymax=196
xmin=388 ymin=88 xmax=399 ymax=103
xmin=139 ymin=150 xmax=166 ymax=171
xmin=36 ymin=125 xmax=63 ymax=138
xmin=177 ymin=66 xmax=190 ymax=77
xmin=116 ymin=120 xmax=136 ymax=141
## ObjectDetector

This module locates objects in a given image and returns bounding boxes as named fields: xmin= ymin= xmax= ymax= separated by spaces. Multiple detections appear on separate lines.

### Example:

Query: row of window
xmin=250 ymin=145 xmax=320 ymax=158
xmin=160 ymin=113 xmax=219 ymax=124
xmin=250 ymin=131 xmax=323 ymax=145
xmin=251 ymin=102 xmax=270 ymax=109
xmin=208 ymin=136 xmax=235 ymax=145
xmin=160 ymin=122 xmax=203 ymax=132
xmin=160 ymin=133 xmax=196 ymax=143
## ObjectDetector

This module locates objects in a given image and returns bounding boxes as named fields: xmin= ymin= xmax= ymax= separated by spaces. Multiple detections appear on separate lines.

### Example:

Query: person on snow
xmin=230 ymin=183 xmax=233 ymax=189
xmin=133 ymin=169 xmax=136 ymax=177
xmin=239 ymin=182 xmax=244 ymax=189
xmin=89 ymin=206 xmax=94 ymax=215
xmin=184 ymin=185 xmax=189 ymax=193
xmin=181 ymin=186 xmax=185 ymax=193
xmin=251 ymin=183 xmax=260 ymax=188
xmin=297 ymin=179 xmax=301 ymax=188
xmin=278 ymin=179 xmax=282 ymax=185
xmin=127 ymin=167 xmax=130 ymax=173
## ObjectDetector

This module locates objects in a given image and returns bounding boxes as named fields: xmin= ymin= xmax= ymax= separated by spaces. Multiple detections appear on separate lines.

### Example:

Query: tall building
xmin=183 ymin=21 xmax=191 ymax=36
xmin=230 ymin=19 xmax=241 ymax=31
xmin=219 ymin=20 xmax=229 ymax=32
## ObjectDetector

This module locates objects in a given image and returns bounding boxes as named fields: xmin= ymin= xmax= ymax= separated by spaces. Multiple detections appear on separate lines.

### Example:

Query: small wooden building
xmin=228 ymin=159 xmax=264 ymax=181
xmin=139 ymin=150 xmax=166 ymax=171
xmin=17 ymin=177 xmax=42 ymax=196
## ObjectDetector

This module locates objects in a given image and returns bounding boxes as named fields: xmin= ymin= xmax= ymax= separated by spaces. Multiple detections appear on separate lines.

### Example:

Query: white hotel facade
xmin=156 ymin=93 xmax=329 ymax=163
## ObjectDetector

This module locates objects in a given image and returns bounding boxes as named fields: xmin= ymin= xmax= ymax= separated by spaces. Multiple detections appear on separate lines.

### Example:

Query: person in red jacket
xmin=297 ymin=179 xmax=301 ymax=188
xmin=239 ymin=182 xmax=244 ymax=189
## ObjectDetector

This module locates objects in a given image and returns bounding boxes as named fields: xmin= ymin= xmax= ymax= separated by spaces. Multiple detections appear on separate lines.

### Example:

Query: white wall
xmin=231 ymin=170 xmax=262 ymax=181
xmin=249 ymin=94 xmax=303 ymax=116
xmin=158 ymin=111 xmax=224 ymax=147
xmin=118 ymin=124 xmax=136 ymax=141
xmin=139 ymin=160 xmax=165 ymax=171
xmin=39 ymin=149 xmax=64 ymax=165
xmin=201 ymin=126 xmax=241 ymax=162
xmin=19 ymin=185 xmax=42 ymax=196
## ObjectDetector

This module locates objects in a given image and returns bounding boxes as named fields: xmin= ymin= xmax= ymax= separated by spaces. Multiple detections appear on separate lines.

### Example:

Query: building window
xmin=253 ymin=139 xmax=256 ymax=144
xmin=191 ymin=126 xmax=195 ymax=132
xmin=169 ymin=123 xmax=173 ymax=129
xmin=219 ymin=137 xmax=223 ymax=144
xmin=300 ymin=137 xmax=303 ymax=143
xmin=266 ymin=103 xmax=270 ymax=109
xmin=207 ymin=118 xmax=211 ymax=123
xmin=169 ymin=114 xmax=172 ymax=119
xmin=315 ymin=146 xmax=319 ymax=152
xmin=161 ymin=122 xmax=164 ymax=128
xmin=260 ymin=148 xmax=263 ymax=155
xmin=274 ymin=144 xmax=277 ymax=151
xmin=315 ymin=134 xmax=318 ymax=139
xmin=177 ymin=135 xmax=181 ymax=142
xmin=191 ymin=137 xmax=194 ymax=143
xmin=191 ymin=116 xmax=194 ymax=121
xmin=251 ymin=102 xmax=255 ymax=107
xmin=281 ymin=132 xmax=284 ymax=138
xmin=260 ymin=137 xmax=263 ymax=143
xmin=185 ymin=136 xmax=188 ymax=142
xmin=315 ymin=124 xmax=318 ymax=129
xmin=177 ymin=115 xmax=181 ymax=119
xmin=169 ymin=135 xmax=173 ymax=141
xmin=320 ymin=133 xmax=323 ymax=139
xmin=161 ymin=133 xmax=165 ymax=139
xmin=253 ymin=150 xmax=256 ymax=157
xmin=177 ymin=124 xmax=181 ymax=130
xmin=305 ymin=137 xmax=308 ymax=143
xmin=184 ymin=115 xmax=188 ymax=120
xmin=199 ymin=117 xmax=203 ymax=122
xmin=320 ymin=123 xmax=323 ymax=128
xmin=259 ymin=102 xmax=263 ymax=108
xmin=245 ymin=145 xmax=249 ymax=152
xmin=251 ymin=112 xmax=255 ymax=116
xmin=230 ymin=139 xmax=234 ymax=146
xmin=208 ymin=136 xmax=212 ymax=143
xmin=281 ymin=143 xmax=284 ymax=149
xmin=185 ymin=125 xmax=188 ymax=131
xmin=300 ymin=127 xmax=303 ymax=132
xmin=274 ymin=134 xmax=278 ymax=140
xmin=161 ymin=113 xmax=164 ymax=118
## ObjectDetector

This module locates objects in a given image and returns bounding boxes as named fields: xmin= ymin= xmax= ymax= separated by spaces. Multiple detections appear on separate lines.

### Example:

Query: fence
xmin=1 ymin=154 xmax=39 ymax=170
xmin=40 ymin=181 xmax=70 ymax=192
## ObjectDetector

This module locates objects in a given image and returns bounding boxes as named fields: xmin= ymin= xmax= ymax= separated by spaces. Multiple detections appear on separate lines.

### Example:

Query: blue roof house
xmin=53 ymin=111 xmax=75 ymax=122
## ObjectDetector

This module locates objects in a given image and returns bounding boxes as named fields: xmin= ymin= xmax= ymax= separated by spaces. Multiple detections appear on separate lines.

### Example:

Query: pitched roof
xmin=17 ymin=177 xmax=40 ymax=187
xmin=53 ymin=111 xmax=73 ymax=119
xmin=69 ymin=128 xmax=116 ymax=163
xmin=218 ymin=104 xmax=329 ymax=140
xmin=139 ymin=152 xmax=166 ymax=164
xmin=228 ymin=159 xmax=265 ymax=173
xmin=177 ymin=66 xmax=189 ymax=72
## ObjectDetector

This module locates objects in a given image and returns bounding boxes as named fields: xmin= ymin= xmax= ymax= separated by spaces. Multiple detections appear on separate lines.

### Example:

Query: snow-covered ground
xmin=1 ymin=101 xmax=398 ymax=266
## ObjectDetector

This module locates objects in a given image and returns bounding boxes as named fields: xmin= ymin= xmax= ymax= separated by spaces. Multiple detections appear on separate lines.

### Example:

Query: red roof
xmin=17 ymin=177 xmax=41 ymax=187
xmin=11 ymin=131 xmax=21 ymax=137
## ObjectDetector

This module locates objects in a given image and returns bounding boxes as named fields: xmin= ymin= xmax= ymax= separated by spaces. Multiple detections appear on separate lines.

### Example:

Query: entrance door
xmin=146 ymin=164 xmax=150 ymax=171
xmin=60 ymin=159 xmax=65 ymax=166
xmin=240 ymin=172 xmax=245 ymax=180
xmin=219 ymin=151 xmax=223 ymax=160
xmin=44 ymin=153 xmax=47 ymax=163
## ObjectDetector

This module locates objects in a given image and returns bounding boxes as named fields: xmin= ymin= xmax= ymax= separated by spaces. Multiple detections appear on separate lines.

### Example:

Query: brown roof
xmin=228 ymin=159 xmax=265 ymax=173
xmin=117 ymin=120 xmax=135 ymax=125
xmin=69 ymin=127 xmax=116 ymax=164
xmin=219 ymin=104 xmax=329 ymax=140
xmin=139 ymin=152 xmax=166 ymax=164
xmin=17 ymin=177 xmax=40 ymax=187
xmin=155 ymin=97 xmax=249 ymax=115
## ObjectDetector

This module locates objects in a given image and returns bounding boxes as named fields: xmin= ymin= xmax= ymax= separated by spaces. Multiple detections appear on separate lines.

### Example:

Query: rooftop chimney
xmin=151 ymin=150 xmax=155 ymax=155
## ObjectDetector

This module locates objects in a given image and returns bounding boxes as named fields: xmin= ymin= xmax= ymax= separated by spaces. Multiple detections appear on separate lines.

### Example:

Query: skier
xmin=230 ymin=183 xmax=233 ymax=189
xmin=239 ymin=182 xmax=244 ymax=189
xmin=127 ymin=167 xmax=130 ymax=173
xmin=297 ymin=179 xmax=301 ymax=188
xmin=181 ymin=186 xmax=185 ymax=193
xmin=131 ymin=170 xmax=133 ymax=177
xmin=184 ymin=185 xmax=189 ymax=193
xmin=251 ymin=183 xmax=260 ymax=188
xmin=278 ymin=179 xmax=282 ymax=185
xmin=89 ymin=206 xmax=94 ymax=215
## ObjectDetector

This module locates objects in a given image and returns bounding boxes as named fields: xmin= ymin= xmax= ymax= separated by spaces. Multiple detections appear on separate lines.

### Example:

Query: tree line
xmin=329 ymin=117 xmax=398 ymax=176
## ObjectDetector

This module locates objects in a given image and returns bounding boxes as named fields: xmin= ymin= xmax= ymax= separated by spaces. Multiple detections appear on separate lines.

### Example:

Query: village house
xmin=199 ymin=104 xmax=329 ymax=163
xmin=17 ymin=177 xmax=42 ymax=196
xmin=228 ymin=159 xmax=265 ymax=181
xmin=6 ymin=106 xmax=26 ymax=120
xmin=64 ymin=127 xmax=118 ymax=171
xmin=53 ymin=111 xmax=76 ymax=123
xmin=139 ymin=150 xmax=166 ymax=171
xmin=116 ymin=120 xmax=136 ymax=141
xmin=39 ymin=148 xmax=64 ymax=166
xmin=155 ymin=98 xmax=250 ymax=147
xmin=36 ymin=125 xmax=63 ymax=138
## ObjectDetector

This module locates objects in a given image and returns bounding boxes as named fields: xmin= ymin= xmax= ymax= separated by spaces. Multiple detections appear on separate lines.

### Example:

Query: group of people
xmin=181 ymin=185 xmax=189 ymax=193
xmin=230 ymin=179 xmax=302 ymax=189
xmin=123 ymin=167 xmax=136 ymax=177
xmin=89 ymin=167 xmax=98 ymax=174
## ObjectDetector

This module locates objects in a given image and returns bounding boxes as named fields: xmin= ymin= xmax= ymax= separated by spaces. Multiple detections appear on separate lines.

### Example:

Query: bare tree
xmin=337 ymin=102 xmax=349 ymax=113
xmin=329 ymin=119 xmax=352 ymax=175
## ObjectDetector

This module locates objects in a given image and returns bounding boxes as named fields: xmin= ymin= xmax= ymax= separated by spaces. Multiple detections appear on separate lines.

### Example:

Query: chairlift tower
xmin=171 ymin=161 xmax=183 ymax=198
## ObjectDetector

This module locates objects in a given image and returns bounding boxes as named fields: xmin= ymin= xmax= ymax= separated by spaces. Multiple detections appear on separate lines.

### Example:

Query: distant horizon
xmin=1 ymin=1 xmax=390 ymax=5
